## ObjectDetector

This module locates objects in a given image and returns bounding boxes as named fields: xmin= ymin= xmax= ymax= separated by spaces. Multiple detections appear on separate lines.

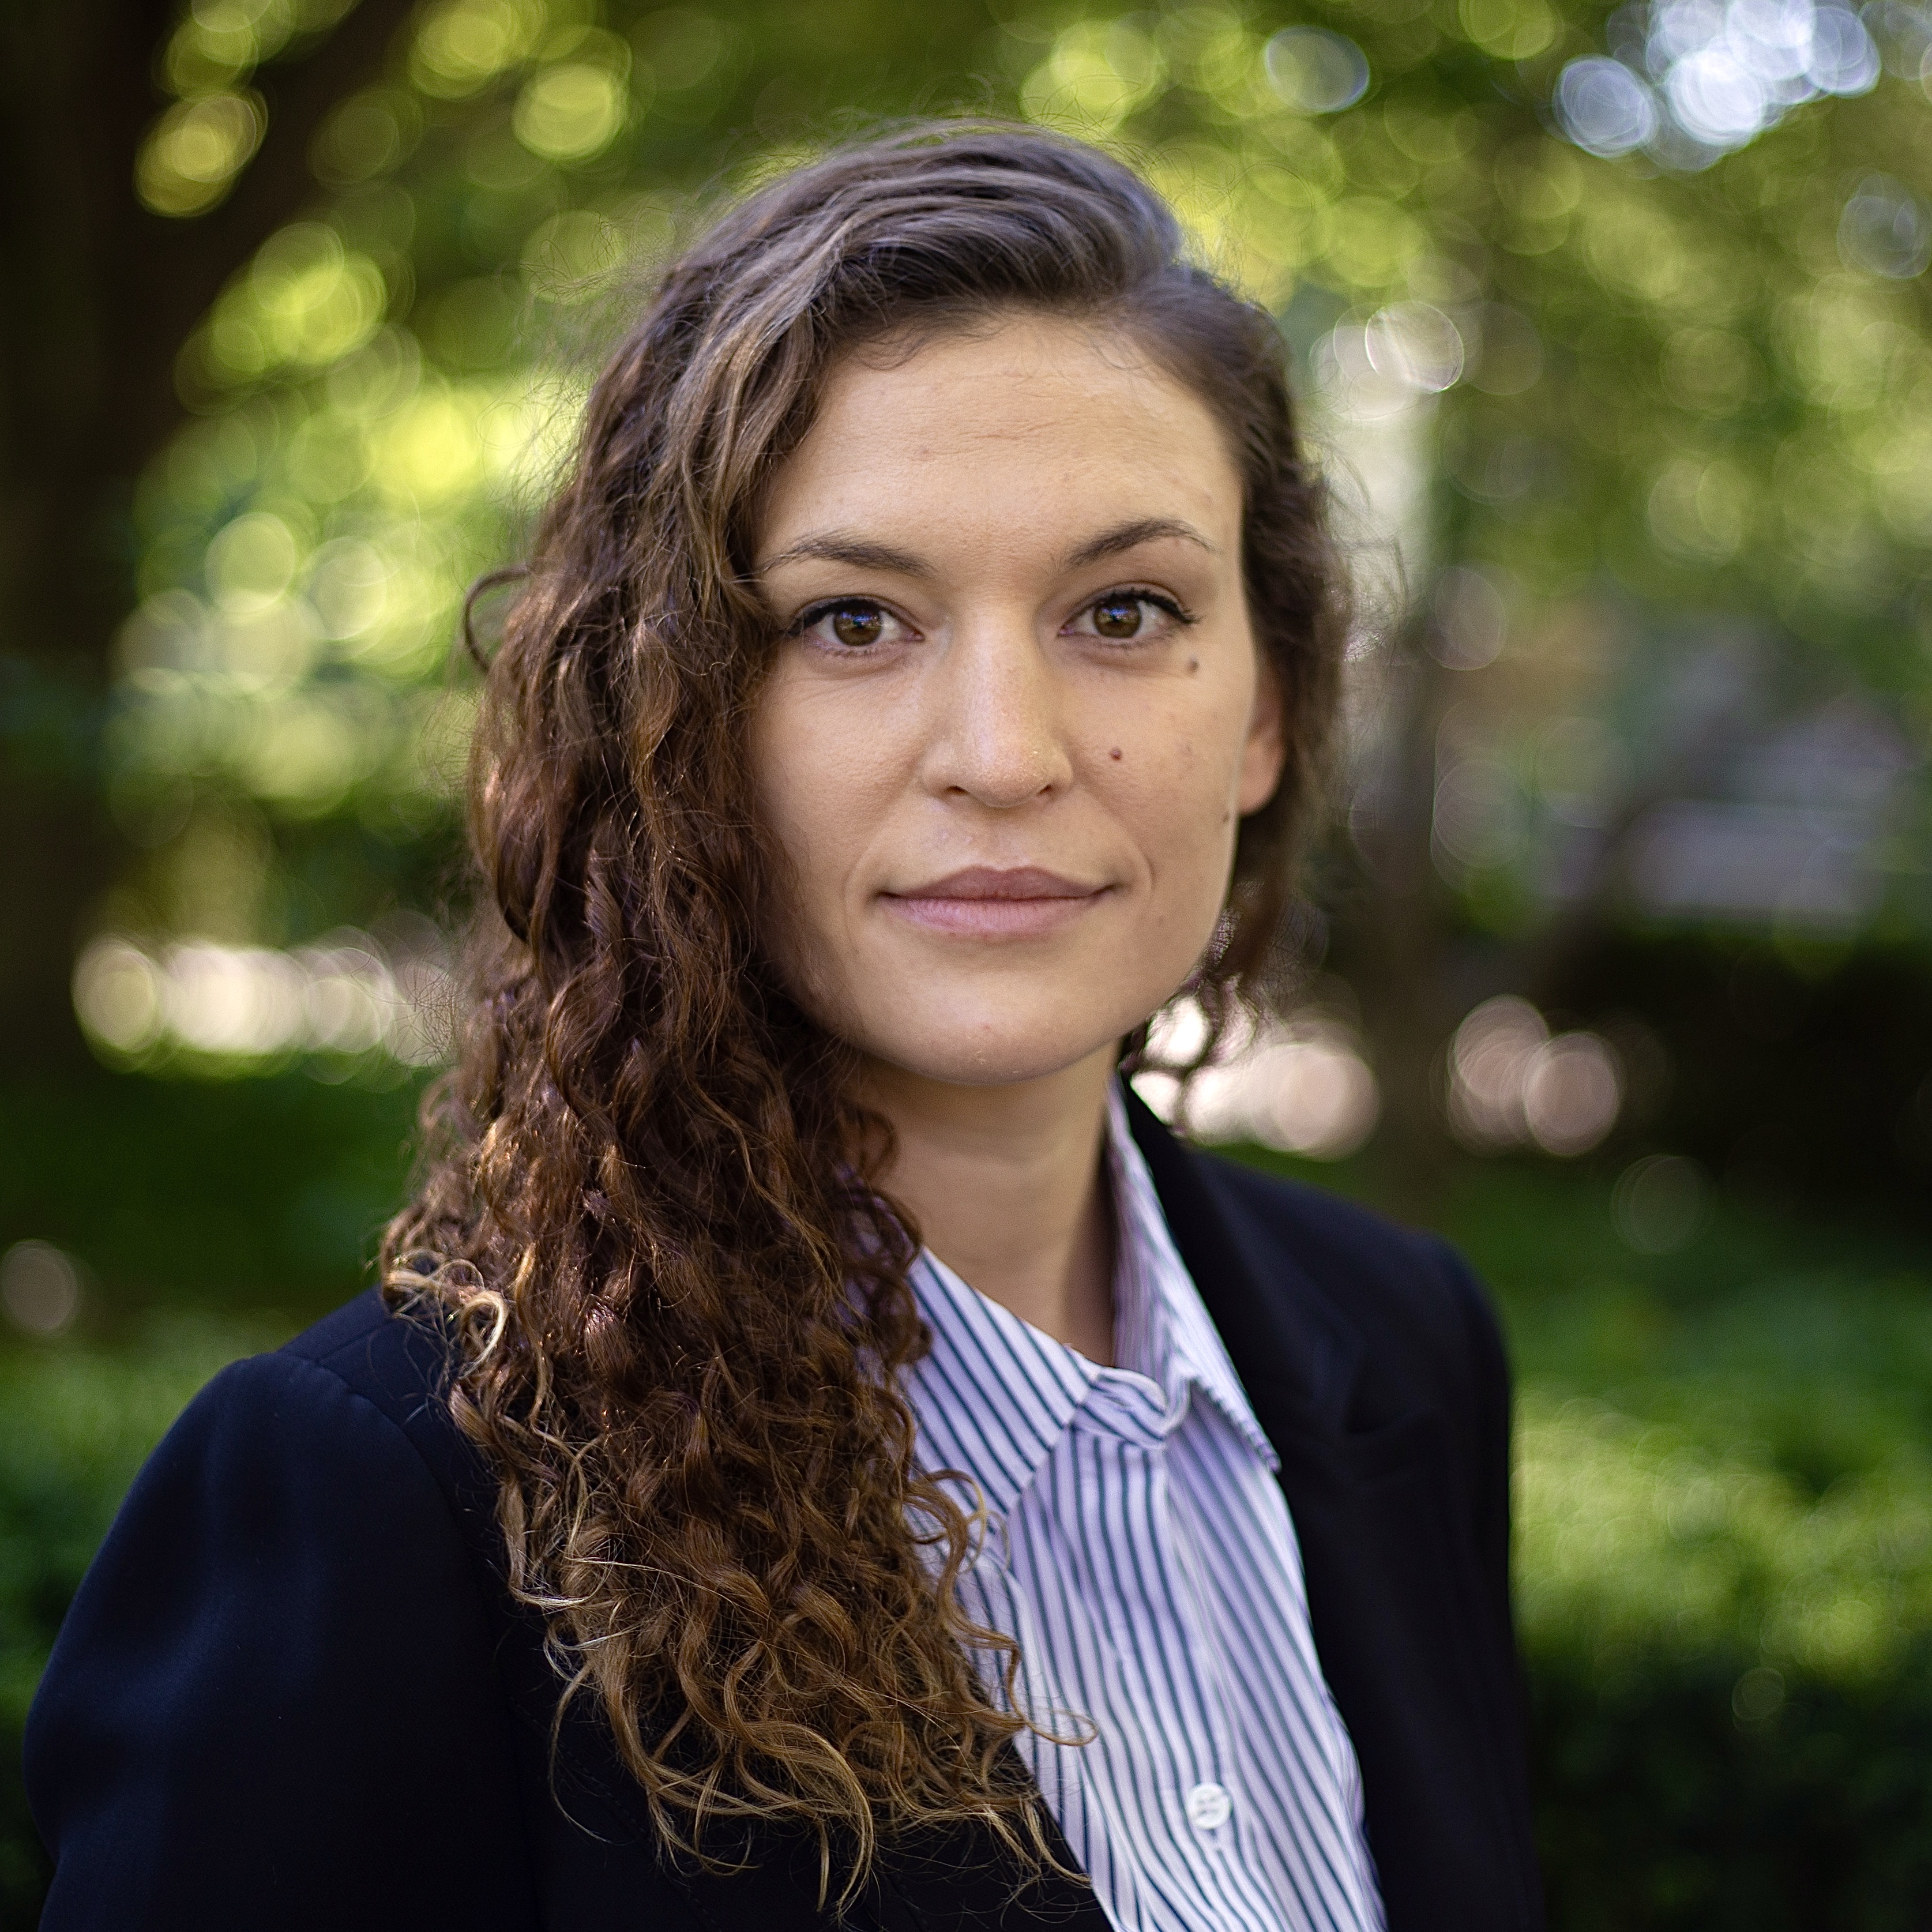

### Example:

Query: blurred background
xmin=3 ymin=0 xmax=1932 ymax=1919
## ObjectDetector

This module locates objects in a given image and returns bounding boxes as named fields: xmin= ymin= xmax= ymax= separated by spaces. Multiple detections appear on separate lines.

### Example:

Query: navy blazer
xmin=26 ymin=1099 xmax=1544 ymax=1930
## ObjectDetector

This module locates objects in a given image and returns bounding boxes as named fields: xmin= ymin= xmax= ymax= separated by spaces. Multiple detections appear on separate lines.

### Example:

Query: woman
xmin=27 ymin=125 xmax=1540 ymax=1931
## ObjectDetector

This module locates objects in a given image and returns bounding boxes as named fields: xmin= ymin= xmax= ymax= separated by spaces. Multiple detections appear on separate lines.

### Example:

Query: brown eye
xmin=1091 ymin=595 xmax=1144 ymax=640
xmin=829 ymin=603 xmax=885 ymax=648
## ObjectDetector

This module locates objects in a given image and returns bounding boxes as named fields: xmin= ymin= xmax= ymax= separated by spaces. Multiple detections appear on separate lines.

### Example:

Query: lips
xmin=881 ymin=866 xmax=1111 ymax=938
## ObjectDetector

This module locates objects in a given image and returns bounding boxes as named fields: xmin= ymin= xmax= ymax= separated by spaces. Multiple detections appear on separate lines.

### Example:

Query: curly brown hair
xmin=384 ymin=121 xmax=1347 ymax=1898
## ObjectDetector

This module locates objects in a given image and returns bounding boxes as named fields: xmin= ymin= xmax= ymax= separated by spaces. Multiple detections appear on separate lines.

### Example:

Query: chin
xmin=864 ymin=1008 xmax=1142 ymax=1089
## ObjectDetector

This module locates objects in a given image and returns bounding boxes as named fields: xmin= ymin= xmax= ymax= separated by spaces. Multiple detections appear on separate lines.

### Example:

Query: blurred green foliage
xmin=87 ymin=0 xmax=1932 ymax=1006
xmin=1261 ymin=1149 xmax=1932 ymax=1921
xmin=0 ymin=1068 xmax=426 ymax=1322
xmin=65 ymin=0 xmax=1931 ymax=1238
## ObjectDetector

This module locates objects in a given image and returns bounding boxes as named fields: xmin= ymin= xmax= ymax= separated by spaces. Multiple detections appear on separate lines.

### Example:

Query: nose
xmin=917 ymin=617 xmax=1073 ymax=809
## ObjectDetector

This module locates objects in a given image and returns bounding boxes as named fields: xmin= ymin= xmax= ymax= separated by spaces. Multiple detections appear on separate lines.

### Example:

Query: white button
xmin=1185 ymin=1781 xmax=1232 ymax=1832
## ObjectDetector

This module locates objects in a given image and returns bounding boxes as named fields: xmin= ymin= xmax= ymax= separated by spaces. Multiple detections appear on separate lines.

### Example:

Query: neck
xmin=864 ymin=1046 xmax=1119 ymax=1365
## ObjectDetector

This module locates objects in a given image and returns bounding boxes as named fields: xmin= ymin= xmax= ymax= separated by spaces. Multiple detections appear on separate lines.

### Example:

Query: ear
xmin=1236 ymin=655 xmax=1288 ymax=815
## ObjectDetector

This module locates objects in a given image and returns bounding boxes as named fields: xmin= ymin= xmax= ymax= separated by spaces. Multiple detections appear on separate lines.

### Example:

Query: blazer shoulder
xmin=277 ymin=1286 xmax=495 ymax=1519
xmin=27 ymin=1297 xmax=540 ymax=1931
xmin=282 ymin=1283 xmax=453 ymax=1415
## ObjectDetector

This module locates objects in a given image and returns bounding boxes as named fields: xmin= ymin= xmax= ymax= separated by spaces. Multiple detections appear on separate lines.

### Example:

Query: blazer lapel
xmin=638 ymin=1790 xmax=1110 ymax=1932
xmin=864 ymin=1802 xmax=1112 ymax=1932
xmin=1125 ymin=1091 xmax=1533 ymax=1929
xmin=1123 ymin=1085 xmax=1369 ymax=1438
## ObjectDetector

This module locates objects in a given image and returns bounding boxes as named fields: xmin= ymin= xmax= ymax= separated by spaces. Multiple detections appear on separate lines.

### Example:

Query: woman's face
xmin=749 ymin=313 xmax=1284 ymax=1089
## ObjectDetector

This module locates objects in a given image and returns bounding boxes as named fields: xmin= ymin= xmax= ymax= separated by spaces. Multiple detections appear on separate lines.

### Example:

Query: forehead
xmin=757 ymin=314 xmax=1243 ymax=555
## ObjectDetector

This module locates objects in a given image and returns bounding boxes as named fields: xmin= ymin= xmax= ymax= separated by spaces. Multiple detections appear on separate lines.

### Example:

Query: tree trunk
xmin=1330 ymin=627 xmax=1463 ymax=1215
xmin=0 ymin=0 xmax=412 ymax=1073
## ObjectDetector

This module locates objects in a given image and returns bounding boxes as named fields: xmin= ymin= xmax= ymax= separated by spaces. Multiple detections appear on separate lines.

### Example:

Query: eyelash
xmin=1089 ymin=588 xmax=1197 ymax=630
xmin=784 ymin=587 xmax=1199 ymax=646
xmin=785 ymin=598 xmax=906 ymax=644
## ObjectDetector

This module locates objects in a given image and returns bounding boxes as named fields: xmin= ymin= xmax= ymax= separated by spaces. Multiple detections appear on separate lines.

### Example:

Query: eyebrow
xmin=760 ymin=516 xmax=1219 ymax=580
xmin=1062 ymin=517 xmax=1220 ymax=569
xmin=758 ymin=533 xmax=929 ymax=576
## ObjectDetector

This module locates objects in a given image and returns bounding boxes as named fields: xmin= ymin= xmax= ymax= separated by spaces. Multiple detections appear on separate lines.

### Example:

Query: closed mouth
xmin=881 ymin=866 xmax=1112 ymax=936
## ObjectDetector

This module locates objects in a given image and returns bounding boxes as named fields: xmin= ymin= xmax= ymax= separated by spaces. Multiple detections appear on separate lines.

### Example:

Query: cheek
xmin=747 ymin=680 xmax=895 ymax=980
xmin=1106 ymin=678 xmax=1254 ymax=856
xmin=751 ymin=678 xmax=859 ymax=867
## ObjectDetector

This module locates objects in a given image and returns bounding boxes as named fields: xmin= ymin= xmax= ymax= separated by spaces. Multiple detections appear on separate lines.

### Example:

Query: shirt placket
xmin=1081 ymin=1384 xmax=1258 ymax=1927
xmin=1157 ymin=1430 xmax=1275 ymax=1900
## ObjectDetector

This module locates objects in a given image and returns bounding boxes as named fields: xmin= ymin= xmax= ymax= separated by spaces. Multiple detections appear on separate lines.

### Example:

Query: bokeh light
xmin=0 ymin=1243 xmax=84 ymax=1339
xmin=73 ymin=930 xmax=457 ymax=1070
xmin=1262 ymin=28 xmax=1370 ymax=112
xmin=1555 ymin=0 xmax=1880 ymax=168
xmin=1448 ymin=997 xmax=1624 ymax=1155
xmin=136 ymin=0 xmax=361 ymax=216
xmin=136 ymin=93 xmax=266 ymax=217
xmin=1838 ymin=173 xmax=1932 ymax=277
xmin=1136 ymin=997 xmax=1382 ymax=1160
xmin=1612 ymin=1152 xmax=1712 ymax=1250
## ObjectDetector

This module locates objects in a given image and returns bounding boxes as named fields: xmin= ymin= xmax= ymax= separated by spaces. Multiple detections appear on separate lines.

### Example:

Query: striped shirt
xmin=903 ymin=1084 xmax=1384 ymax=1932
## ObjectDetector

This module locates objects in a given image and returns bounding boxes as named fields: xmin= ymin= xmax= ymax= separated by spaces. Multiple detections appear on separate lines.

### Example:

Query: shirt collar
xmin=902 ymin=1080 xmax=1279 ymax=1521
xmin=907 ymin=1245 xmax=1096 ymax=1521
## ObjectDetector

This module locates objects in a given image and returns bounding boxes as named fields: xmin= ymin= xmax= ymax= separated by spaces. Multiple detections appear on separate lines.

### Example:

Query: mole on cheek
xmin=1109 ymin=747 xmax=1123 ymax=761
xmin=1187 ymin=656 xmax=1201 ymax=674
